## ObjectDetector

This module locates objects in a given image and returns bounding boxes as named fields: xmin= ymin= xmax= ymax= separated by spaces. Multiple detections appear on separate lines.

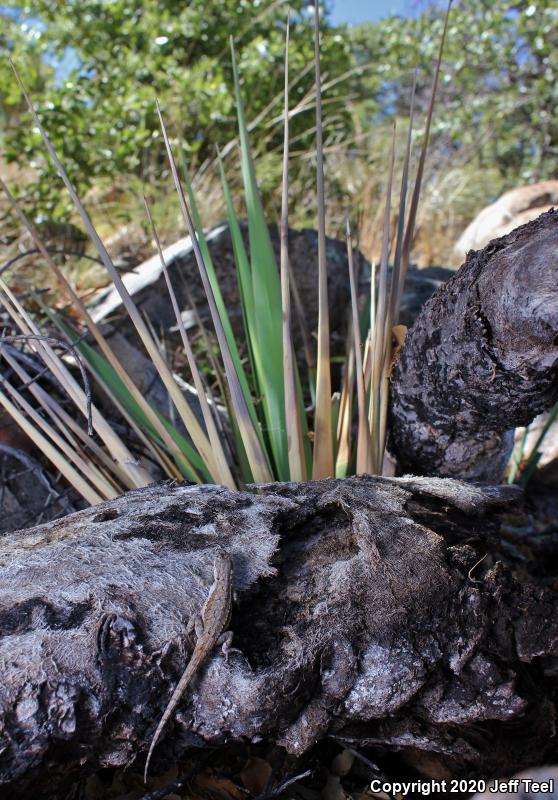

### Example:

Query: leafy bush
xmin=351 ymin=0 xmax=558 ymax=184
xmin=1 ymin=0 xmax=355 ymax=219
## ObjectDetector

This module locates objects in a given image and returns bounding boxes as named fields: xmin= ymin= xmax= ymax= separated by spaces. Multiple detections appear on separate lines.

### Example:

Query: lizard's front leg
xmin=192 ymin=614 xmax=204 ymax=640
xmin=218 ymin=630 xmax=234 ymax=662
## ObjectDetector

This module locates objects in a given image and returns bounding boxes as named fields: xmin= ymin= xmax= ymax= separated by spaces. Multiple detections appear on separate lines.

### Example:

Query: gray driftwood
xmin=390 ymin=209 xmax=558 ymax=481
xmin=1 ymin=475 xmax=557 ymax=798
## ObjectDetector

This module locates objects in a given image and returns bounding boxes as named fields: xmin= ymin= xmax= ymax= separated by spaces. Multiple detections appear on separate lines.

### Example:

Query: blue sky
xmin=330 ymin=0 xmax=412 ymax=26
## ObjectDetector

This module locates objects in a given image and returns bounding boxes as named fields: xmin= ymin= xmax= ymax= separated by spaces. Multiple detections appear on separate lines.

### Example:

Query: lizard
xmin=144 ymin=550 xmax=234 ymax=782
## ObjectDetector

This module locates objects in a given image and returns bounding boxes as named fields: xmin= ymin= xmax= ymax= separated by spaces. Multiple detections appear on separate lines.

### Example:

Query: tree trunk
xmin=1 ymin=476 xmax=556 ymax=798
xmin=389 ymin=209 xmax=558 ymax=481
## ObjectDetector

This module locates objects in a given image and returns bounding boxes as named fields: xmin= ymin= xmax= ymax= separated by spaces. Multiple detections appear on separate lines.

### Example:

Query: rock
xmin=454 ymin=180 xmax=558 ymax=261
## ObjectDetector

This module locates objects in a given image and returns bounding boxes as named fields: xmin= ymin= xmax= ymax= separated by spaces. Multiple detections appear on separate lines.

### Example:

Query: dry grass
xmin=2 ymin=101 xmax=509 ymax=315
xmin=1 ymin=133 xmax=509 ymax=318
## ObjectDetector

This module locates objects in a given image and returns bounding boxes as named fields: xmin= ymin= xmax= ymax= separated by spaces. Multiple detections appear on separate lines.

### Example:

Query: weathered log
xmin=0 ymin=476 xmax=556 ymax=798
xmin=390 ymin=209 xmax=558 ymax=481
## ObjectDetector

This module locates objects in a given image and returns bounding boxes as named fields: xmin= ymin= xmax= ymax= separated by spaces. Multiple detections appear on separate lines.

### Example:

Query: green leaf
xmin=231 ymin=40 xmax=288 ymax=480
xmin=59 ymin=318 xmax=208 ymax=482
xmin=180 ymin=148 xmax=271 ymax=483
xmin=218 ymin=155 xmax=258 ymax=387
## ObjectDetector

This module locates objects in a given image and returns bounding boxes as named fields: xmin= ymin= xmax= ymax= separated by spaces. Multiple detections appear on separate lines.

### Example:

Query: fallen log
xmin=1 ymin=475 xmax=556 ymax=798
xmin=390 ymin=209 xmax=558 ymax=481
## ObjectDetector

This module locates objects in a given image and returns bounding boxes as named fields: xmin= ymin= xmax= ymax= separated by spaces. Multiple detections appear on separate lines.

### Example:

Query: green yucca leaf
xmin=217 ymin=156 xmax=258 ymax=385
xmin=143 ymin=195 xmax=236 ymax=488
xmin=57 ymin=319 xmax=207 ymax=483
xmin=158 ymin=101 xmax=274 ymax=484
xmin=218 ymin=157 xmax=290 ymax=485
xmin=231 ymin=40 xmax=289 ymax=481
xmin=180 ymin=149 xmax=256 ymax=396
xmin=180 ymin=149 xmax=269 ymax=483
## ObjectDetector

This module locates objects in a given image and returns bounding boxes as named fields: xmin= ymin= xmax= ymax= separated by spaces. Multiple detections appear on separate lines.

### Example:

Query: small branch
xmin=0 ymin=248 xmax=106 ymax=279
xmin=0 ymin=334 xmax=93 ymax=434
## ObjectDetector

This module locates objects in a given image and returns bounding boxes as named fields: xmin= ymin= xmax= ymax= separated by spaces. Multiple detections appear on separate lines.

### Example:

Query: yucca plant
xmin=0 ymin=1 xmax=451 ymax=505
xmin=507 ymin=400 xmax=558 ymax=485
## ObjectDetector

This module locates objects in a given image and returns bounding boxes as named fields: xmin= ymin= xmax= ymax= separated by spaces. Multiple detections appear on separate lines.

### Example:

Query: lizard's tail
xmin=144 ymin=662 xmax=197 ymax=782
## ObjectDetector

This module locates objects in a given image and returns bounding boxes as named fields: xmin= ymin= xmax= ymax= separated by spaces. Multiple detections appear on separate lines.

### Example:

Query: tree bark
xmin=389 ymin=209 xmax=558 ymax=481
xmin=0 ymin=476 xmax=556 ymax=798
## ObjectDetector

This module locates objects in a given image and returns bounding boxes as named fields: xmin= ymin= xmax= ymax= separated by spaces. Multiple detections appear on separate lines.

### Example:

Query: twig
xmin=136 ymin=757 xmax=210 ymax=800
xmin=0 ymin=343 xmax=62 ymax=391
xmin=468 ymin=553 xmax=488 ymax=581
xmin=0 ymin=248 xmax=106 ymax=278
xmin=0 ymin=444 xmax=60 ymax=499
xmin=329 ymin=737 xmax=380 ymax=773
xmin=0 ymin=334 xmax=93 ymax=435
xmin=255 ymin=768 xmax=312 ymax=800
xmin=136 ymin=776 xmax=191 ymax=800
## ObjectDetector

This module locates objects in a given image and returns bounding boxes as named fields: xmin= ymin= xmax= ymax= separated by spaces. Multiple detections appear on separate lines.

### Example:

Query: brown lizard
xmin=144 ymin=550 xmax=233 ymax=781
